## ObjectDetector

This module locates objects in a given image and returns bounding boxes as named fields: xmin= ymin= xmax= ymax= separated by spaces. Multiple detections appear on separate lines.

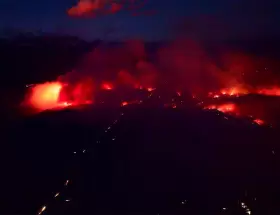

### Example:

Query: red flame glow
xmin=257 ymin=87 xmax=280 ymax=96
xmin=121 ymin=101 xmax=128 ymax=106
xmin=204 ymin=103 xmax=237 ymax=114
xmin=29 ymin=82 xmax=64 ymax=110
xmin=147 ymin=87 xmax=155 ymax=92
xmin=21 ymin=38 xmax=280 ymax=128
xmin=26 ymin=78 xmax=95 ymax=111
xmin=101 ymin=82 xmax=113 ymax=90
xmin=254 ymin=119 xmax=265 ymax=125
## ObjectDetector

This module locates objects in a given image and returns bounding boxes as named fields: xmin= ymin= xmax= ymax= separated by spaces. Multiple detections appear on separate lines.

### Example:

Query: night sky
xmin=0 ymin=0 xmax=279 ymax=41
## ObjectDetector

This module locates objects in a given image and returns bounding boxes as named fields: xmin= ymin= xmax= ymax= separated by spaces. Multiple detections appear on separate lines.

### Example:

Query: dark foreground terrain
xmin=1 ymin=92 xmax=280 ymax=215
xmin=2 ymin=36 xmax=280 ymax=214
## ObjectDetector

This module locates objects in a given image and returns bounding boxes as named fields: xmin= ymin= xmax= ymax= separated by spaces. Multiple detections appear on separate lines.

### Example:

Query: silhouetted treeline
xmin=0 ymin=35 xmax=92 ymax=86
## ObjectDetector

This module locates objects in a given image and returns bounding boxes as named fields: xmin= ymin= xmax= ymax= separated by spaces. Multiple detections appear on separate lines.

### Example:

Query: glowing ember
xmin=101 ymin=82 xmax=113 ymax=90
xmin=121 ymin=101 xmax=128 ymax=106
xmin=176 ymin=91 xmax=181 ymax=96
xmin=254 ymin=119 xmax=265 ymax=125
xmin=121 ymin=100 xmax=142 ymax=107
xmin=29 ymin=82 xmax=63 ymax=110
xmin=38 ymin=205 xmax=47 ymax=215
xmin=147 ymin=87 xmax=155 ymax=92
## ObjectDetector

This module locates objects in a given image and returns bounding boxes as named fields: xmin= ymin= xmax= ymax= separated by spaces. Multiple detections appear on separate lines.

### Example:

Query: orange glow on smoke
xmin=257 ymin=87 xmax=280 ymax=96
xmin=29 ymin=82 xmax=63 ymax=110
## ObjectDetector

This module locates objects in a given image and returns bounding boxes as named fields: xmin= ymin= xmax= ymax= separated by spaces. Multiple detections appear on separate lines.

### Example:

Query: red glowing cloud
xmin=67 ymin=0 xmax=151 ymax=17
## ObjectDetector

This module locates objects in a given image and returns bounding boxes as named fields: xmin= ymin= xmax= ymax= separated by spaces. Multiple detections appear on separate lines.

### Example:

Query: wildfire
xmin=204 ymin=103 xmax=237 ymax=114
xmin=220 ymin=88 xmax=243 ymax=96
xmin=203 ymin=102 xmax=267 ymax=126
xmin=208 ymin=87 xmax=249 ymax=99
xmin=208 ymin=86 xmax=280 ymax=99
xmin=29 ymin=82 xmax=63 ymax=110
xmin=25 ymin=79 xmax=95 ymax=112
xmin=257 ymin=87 xmax=280 ymax=96
xmin=21 ymin=37 xmax=280 ymax=123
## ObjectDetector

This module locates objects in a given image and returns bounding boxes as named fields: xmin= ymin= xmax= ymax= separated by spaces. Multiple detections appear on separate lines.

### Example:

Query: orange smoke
xmin=29 ymin=82 xmax=63 ymax=110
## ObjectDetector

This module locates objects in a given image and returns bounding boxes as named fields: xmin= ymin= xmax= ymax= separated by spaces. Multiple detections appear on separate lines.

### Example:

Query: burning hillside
xmin=21 ymin=39 xmax=280 ymax=127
